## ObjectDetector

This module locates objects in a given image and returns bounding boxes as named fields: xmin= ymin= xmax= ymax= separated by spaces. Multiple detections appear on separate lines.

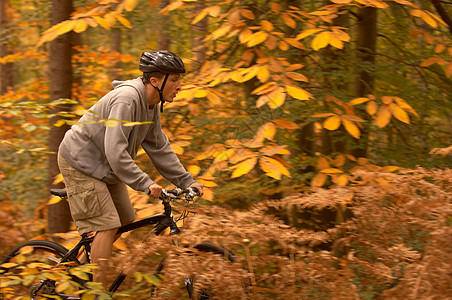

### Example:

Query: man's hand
xmin=188 ymin=182 xmax=204 ymax=196
xmin=148 ymin=183 xmax=163 ymax=198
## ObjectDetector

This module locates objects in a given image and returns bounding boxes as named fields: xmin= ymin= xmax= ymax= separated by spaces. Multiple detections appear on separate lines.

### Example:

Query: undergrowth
xmin=0 ymin=168 xmax=451 ymax=299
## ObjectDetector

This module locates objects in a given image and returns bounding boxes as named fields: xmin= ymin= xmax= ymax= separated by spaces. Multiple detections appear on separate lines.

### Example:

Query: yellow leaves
xmin=113 ymin=238 xmax=128 ymax=251
xmin=261 ymin=20 xmax=274 ymax=31
xmin=323 ymin=116 xmax=341 ymax=130
xmin=231 ymin=67 xmax=259 ymax=83
xmin=116 ymin=14 xmax=132 ymax=28
xmin=366 ymin=101 xmax=378 ymax=115
xmin=259 ymin=157 xmax=291 ymax=180
xmin=257 ymin=66 xmax=271 ymax=82
xmin=38 ymin=11 xmax=133 ymax=46
xmin=93 ymin=16 xmax=111 ymax=29
xmin=313 ymin=155 xmax=350 ymax=187
xmin=188 ymin=165 xmax=201 ymax=176
xmin=349 ymin=97 xmax=370 ymax=105
xmin=311 ymin=31 xmax=330 ymax=51
xmin=320 ymin=95 xmax=417 ymax=130
xmin=207 ymin=24 xmax=232 ymax=41
xmin=319 ymin=113 xmax=363 ymax=139
xmin=231 ymin=157 xmax=258 ymax=178
xmin=375 ymin=105 xmax=391 ymax=128
xmin=296 ymin=28 xmax=323 ymax=40
xmin=267 ymin=88 xmax=287 ymax=109
xmin=160 ymin=1 xmax=183 ymax=15
xmin=240 ymin=9 xmax=255 ymax=20
xmin=285 ymin=86 xmax=311 ymax=100
xmin=123 ymin=0 xmax=137 ymax=12
xmin=247 ymin=31 xmax=268 ymax=47
xmin=286 ymin=72 xmax=308 ymax=82
xmin=297 ymin=28 xmax=350 ymax=51
xmin=375 ymin=96 xmax=417 ymax=128
xmin=192 ymin=6 xmax=221 ymax=25
xmin=389 ymin=103 xmax=409 ymax=124
xmin=311 ymin=173 xmax=327 ymax=187
xmin=281 ymin=13 xmax=296 ymax=29
xmin=342 ymin=119 xmax=360 ymax=139
xmin=256 ymin=122 xmax=276 ymax=141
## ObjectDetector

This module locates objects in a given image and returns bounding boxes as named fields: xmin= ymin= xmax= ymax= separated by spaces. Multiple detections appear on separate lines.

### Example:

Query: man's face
xmin=158 ymin=73 xmax=181 ymax=103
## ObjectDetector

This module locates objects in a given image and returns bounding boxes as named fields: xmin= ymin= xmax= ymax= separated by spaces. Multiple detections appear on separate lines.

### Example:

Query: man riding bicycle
xmin=57 ymin=50 xmax=203 ymax=289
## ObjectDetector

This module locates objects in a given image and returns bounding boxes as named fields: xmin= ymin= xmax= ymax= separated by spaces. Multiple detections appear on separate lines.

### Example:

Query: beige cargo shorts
xmin=57 ymin=152 xmax=136 ymax=235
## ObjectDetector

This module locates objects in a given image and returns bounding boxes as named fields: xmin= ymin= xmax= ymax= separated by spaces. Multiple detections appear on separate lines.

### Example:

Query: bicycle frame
xmin=60 ymin=210 xmax=173 ymax=265
xmin=43 ymin=192 xmax=182 ymax=296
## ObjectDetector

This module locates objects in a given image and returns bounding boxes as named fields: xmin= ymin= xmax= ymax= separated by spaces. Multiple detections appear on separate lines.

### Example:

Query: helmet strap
xmin=159 ymin=74 xmax=169 ymax=113
xmin=150 ymin=74 xmax=169 ymax=113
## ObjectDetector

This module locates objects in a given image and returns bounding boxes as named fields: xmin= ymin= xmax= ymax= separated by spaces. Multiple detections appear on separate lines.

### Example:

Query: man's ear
xmin=149 ymin=76 xmax=159 ymax=87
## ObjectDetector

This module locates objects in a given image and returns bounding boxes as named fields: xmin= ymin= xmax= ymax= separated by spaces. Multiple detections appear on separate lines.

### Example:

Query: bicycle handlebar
xmin=160 ymin=187 xmax=199 ymax=202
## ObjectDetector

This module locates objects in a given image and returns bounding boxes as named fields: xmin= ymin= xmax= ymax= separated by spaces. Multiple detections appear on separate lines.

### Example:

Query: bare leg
xmin=78 ymin=223 xmax=131 ymax=265
xmin=91 ymin=228 xmax=118 ymax=289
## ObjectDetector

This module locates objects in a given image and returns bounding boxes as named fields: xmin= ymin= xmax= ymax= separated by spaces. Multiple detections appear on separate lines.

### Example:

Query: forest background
xmin=0 ymin=0 xmax=451 ymax=298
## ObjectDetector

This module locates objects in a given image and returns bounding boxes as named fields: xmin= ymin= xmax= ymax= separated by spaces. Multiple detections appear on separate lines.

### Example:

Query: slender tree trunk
xmin=352 ymin=7 xmax=377 ymax=158
xmin=111 ymin=28 xmax=122 ymax=80
xmin=47 ymin=0 xmax=73 ymax=233
xmin=158 ymin=0 xmax=170 ymax=50
xmin=192 ymin=0 xmax=207 ymax=70
xmin=0 ymin=0 xmax=13 ymax=94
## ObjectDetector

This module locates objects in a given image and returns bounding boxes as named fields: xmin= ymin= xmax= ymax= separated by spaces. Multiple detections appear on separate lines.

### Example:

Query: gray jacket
xmin=59 ymin=77 xmax=195 ymax=192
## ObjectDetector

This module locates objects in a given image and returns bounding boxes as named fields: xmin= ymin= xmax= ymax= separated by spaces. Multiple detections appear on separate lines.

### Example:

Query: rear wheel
xmin=0 ymin=240 xmax=78 ymax=298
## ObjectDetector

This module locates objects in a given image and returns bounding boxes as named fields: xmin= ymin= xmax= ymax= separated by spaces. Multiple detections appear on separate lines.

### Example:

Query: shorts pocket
xmin=67 ymin=181 xmax=102 ymax=220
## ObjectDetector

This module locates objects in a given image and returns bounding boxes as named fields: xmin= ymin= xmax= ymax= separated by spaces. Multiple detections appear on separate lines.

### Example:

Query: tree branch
xmin=430 ymin=0 xmax=452 ymax=35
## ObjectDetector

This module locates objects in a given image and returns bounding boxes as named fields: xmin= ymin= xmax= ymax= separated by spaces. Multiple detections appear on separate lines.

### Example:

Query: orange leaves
xmin=410 ymin=9 xmax=446 ymax=28
xmin=311 ymin=154 xmax=400 ymax=188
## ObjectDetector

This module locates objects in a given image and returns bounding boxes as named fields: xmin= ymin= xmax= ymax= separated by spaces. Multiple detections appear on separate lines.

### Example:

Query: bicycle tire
xmin=150 ymin=242 xmax=235 ymax=299
xmin=1 ymin=240 xmax=79 ymax=298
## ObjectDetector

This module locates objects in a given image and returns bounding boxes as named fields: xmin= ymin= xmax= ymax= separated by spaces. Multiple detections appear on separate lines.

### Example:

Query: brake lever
xmin=184 ymin=187 xmax=199 ymax=202
xmin=160 ymin=189 xmax=177 ymax=202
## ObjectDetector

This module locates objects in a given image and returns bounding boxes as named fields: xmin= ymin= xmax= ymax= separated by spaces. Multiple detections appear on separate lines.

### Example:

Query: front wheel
xmin=1 ymin=240 xmax=77 ymax=298
xmin=150 ymin=242 xmax=236 ymax=299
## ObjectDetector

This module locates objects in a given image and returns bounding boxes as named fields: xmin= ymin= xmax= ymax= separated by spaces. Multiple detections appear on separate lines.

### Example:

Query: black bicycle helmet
xmin=139 ymin=50 xmax=186 ymax=74
xmin=139 ymin=50 xmax=185 ymax=112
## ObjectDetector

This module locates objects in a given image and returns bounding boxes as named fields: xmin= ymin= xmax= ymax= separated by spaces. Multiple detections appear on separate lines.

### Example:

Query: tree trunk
xmin=0 ymin=0 xmax=13 ymax=94
xmin=47 ymin=0 xmax=73 ymax=233
xmin=111 ymin=28 xmax=122 ymax=80
xmin=352 ymin=7 xmax=377 ymax=158
xmin=192 ymin=0 xmax=207 ymax=70
xmin=158 ymin=0 xmax=171 ymax=50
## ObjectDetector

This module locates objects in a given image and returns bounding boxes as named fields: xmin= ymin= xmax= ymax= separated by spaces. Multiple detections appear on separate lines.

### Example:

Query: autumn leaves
xmin=313 ymin=94 xmax=418 ymax=140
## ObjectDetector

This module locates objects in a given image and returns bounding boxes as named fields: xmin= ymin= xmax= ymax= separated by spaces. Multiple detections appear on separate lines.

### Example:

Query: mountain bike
xmin=0 ymin=187 xmax=235 ymax=299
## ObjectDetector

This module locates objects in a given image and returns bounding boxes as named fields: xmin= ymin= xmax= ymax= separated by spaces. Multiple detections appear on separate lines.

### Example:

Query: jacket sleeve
xmin=141 ymin=112 xmax=195 ymax=189
xmin=104 ymin=101 xmax=154 ymax=192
